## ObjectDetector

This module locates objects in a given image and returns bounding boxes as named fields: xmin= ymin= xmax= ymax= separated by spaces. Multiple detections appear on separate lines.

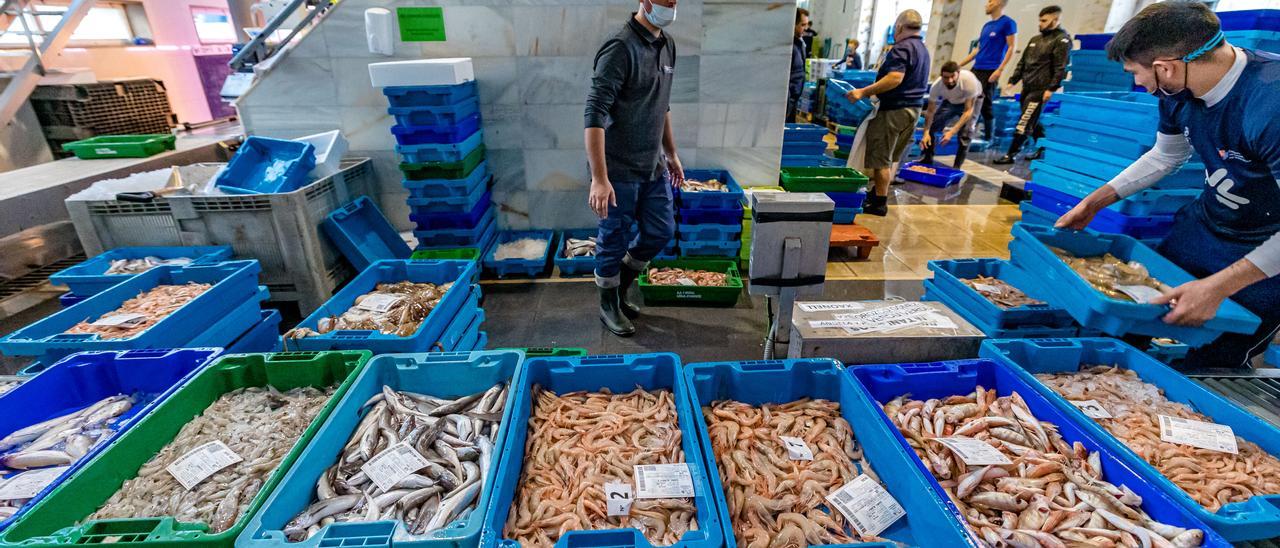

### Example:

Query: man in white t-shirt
xmin=919 ymin=60 xmax=983 ymax=168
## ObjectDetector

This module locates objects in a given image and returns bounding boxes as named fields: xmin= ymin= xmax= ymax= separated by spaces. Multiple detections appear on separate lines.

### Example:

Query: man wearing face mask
xmin=585 ymin=0 xmax=683 ymax=337
xmin=920 ymin=61 xmax=983 ymax=169
xmin=1057 ymin=1 xmax=1280 ymax=369
xmin=994 ymin=5 xmax=1070 ymax=164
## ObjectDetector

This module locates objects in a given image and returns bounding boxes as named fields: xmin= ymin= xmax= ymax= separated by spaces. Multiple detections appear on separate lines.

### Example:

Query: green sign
xmin=397 ymin=7 xmax=445 ymax=42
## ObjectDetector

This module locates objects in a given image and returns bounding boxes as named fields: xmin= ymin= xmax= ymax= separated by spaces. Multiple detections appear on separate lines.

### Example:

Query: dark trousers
xmin=920 ymin=101 xmax=973 ymax=168
xmin=1007 ymin=89 xmax=1047 ymax=156
xmin=595 ymin=173 xmax=676 ymax=286
xmin=971 ymin=68 xmax=999 ymax=140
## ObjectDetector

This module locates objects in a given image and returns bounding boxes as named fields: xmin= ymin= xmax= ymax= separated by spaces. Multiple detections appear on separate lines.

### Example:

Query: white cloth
xmin=847 ymin=99 xmax=880 ymax=174
xmin=928 ymin=70 xmax=983 ymax=105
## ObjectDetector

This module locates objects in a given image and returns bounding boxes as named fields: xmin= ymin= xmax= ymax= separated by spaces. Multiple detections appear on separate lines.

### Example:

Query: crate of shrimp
xmin=848 ymin=358 xmax=1231 ymax=547
xmin=0 ymin=348 xmax=221 ymax=533
xmin=1008 ymin=223 xmax=1261 ymax=346
xmin=980 ymin=337 xmax=1280 ymax=541
xmin=0 ymin=350 xmax=370 ymax=548
xmin=638 ymin=259 xmax=742 ymax=307
xmin=0 ymin=261 xmax=263 ymax=359
xmin=554 ymin=229 xmax=598 ymax=276
xmin=925 ymin=258 xmax=1077 ymax=334
xmin=285 ymin=260 xmax=479 ymax=353
xmin=685 ymin=358 xmax=974 ymax=546
xmin=482 ymin=230 xmax=556 ymax=278
xmin=239 ymin=350 xmax=522 ymax=548
xmin=679 ymin=169 xmax=745 ymax=210
xmin=479 ymin=352 xmax=726 ymax=548
xmin=49 ymin=246 xmax=233 ymax=297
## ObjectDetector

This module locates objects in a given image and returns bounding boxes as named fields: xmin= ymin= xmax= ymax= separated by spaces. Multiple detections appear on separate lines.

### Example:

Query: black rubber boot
xmin=598 ymin=286 xmax=635 ymax=337
xmin=993 ymin=154 xmax=1016 ymax=165
xmin=617 ymin=265 xmax=643 ymax=319
xmin=863 ymin=194 xmax=888 ymax=217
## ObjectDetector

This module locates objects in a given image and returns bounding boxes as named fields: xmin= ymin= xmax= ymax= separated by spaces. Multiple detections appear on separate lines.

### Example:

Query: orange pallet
xmin=830 ymin=223 xmax=879 ymax=259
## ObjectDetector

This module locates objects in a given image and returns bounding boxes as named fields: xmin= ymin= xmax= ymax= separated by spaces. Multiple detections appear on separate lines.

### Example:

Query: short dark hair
xmin=1106 ymin=0 xmax=1221 ymax=66
xmin=940 ymin=61 xmax=960 ymax=74
xmin=1040 ymin=6 xmax=1062 ymax=17
xmin=796 ymin=8 xmax=809 ymax=25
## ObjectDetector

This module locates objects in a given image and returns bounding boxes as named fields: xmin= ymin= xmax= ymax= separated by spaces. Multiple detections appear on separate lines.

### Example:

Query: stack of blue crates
xmin=1220 ymin=9 xmax=1280 ymax=54
xmin=677 ymin=169 xmax=744 ymax=258
xmin=385 ymin=80 xmax=495 ymax=253
xmin=824 ymin=78 xmax=874 ymax=127
xmin=781 ymin=123 xmax=834 ymax=167
xmin=1065 ymin=35 xmax=1137 ymax=93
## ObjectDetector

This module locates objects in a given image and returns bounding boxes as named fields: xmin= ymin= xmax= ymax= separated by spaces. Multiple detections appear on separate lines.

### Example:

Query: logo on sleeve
xmin=1207 ymin=168 xmax=1250 ymax=209
xmin=1218 ymin=149 xmax=1249 ymax=163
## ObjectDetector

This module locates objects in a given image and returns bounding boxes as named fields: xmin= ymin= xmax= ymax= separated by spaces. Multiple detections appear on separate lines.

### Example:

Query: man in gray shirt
xmin=585 ymin=0 xmax=684 ymax=337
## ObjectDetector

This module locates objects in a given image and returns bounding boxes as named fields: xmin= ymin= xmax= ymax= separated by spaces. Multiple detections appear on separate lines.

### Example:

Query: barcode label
xmin=825 ymin=474 xmax=905 ymax=537
xmin=1159 ymin=415 xmax=1238 ymax=454
xmin=633 ymin=463 xmax=694 ymax=499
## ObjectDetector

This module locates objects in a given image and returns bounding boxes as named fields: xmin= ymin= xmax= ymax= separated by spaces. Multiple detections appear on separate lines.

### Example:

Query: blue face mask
xmin=1151 ymin=31 xmax=1224 ymax=102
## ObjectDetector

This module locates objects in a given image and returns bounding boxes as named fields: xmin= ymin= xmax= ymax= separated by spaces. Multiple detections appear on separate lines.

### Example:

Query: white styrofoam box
xmin=295 ymin=130 xmax=349 ymax=179
xmin=368 ymin=58 xmax=474 ymax=88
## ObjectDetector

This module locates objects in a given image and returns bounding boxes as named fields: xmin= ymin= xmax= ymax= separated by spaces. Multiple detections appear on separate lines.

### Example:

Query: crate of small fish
xmin=0 ymin=348 xmax=221 ymax=533
xmin=638 ymin=259 xmax=742 ymax=307
xmin=926 ymin=258 xmax=1077 ymax=332
xmin=49 ymin=246 xmax=233 ymax=297
xmin=1008 ymin=224 xmax=1261 ymax=345
xmin=980 ymin=337 xmax=1280 ymax=541
xmin=555 ymin=229 xmax=598 ymax=277
xmin=480 ymin=352 xmax=726 ymax=548
xmin=779 ymin=167 xmax=869 ymax=193
xmin=921 ymin=283 xmax=1078 ymax=339
xmin=678 ymin=169 xmax=745 ymax=210
xmin=0 ymin=261 xmax=263 ymax=359
xmin=849 ymin=358 xmax=1231 ymax=547
xmin=482 ymin=231 xmax=556 ymax=278
xmin=285 ymin=260 xmax=479 ymax=354
xmin=897 ymin=162 xmax=965 ymax=188
xmin=0 ymin=350 xmax=370 ymax=548
xmin=239 ymin=350 xmax=522 ymax=548
xmin=685 ymin=358 xmax=974 ymax=546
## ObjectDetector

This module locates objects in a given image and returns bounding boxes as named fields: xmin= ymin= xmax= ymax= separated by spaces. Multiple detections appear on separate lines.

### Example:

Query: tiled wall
xmin=237 ymin=0 xmax=795 ymax=231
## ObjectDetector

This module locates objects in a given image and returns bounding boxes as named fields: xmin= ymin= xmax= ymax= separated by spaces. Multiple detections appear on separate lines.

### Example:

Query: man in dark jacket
xmin=995 ymin=5 xmax=1071 ymax=164
xmin=787 ymin=8 xmax=810 ymax=123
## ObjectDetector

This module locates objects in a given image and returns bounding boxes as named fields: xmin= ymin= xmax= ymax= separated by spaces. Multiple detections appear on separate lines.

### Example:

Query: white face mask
xmin=644 ymin=2 xmax=677 ymax=28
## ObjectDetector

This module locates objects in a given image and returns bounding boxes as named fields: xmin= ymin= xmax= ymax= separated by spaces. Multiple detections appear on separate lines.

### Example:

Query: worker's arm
xmin=1007 ymin=43 xmax=1026 ymax=86
xmin=920 ymin=95 xmax=940 ymax=148
xmin=1046 ymin=33 xmax=1071 ymax=95
xmin=584 ymin=39 xmax=629 ymax=219
xmin=989 ymin=34 xmax=1017 ymax=82
xmin=848 ymin=71 xmax=904 ymax=101
xmin=661 ymin=111 xmax=683 ymax=188
xmin=959 ymin=47 xmax=978 ymax=67
xmin=942 ymin=96 xmax=978 ymax=145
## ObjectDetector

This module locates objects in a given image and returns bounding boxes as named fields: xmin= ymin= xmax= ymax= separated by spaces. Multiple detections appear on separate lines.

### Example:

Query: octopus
xmin=1050 ymin=247 xmax=1169 ymax=302
xmin=285 ymin=281 xmax=452 ymax=339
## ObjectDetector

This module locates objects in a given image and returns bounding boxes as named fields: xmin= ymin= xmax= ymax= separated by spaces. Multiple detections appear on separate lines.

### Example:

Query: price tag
xmin=1159 ymin=415 xmax=1238 ymax=454
xmin=166 ymin=441 xmax=242 ymax=490
xmin=676 ymin=278 xmax=697 ymax=287
xmin=825 ymin=474 xmax=906 ymax=537
xmin=633 ymin=463 xmax=694 ymax=499
xmin=356 ymin=293 xmax=403 ymax=313
xmin=362 ymin=441 xmax=431 ymax=492
xmin=91 ymin=313 xmax=148 ymax=327
xmin=970 ymin=283 xmax=1000 ymax=294
xmin=779 ymin=436 xmax=814 ymax=461
xmin=604 ymin=481 xmax=633 ymax=516
xmin=1115 ymin=284 xmax=1164 ymax=304
xmin=0 ymin=466 xmax=70 ymax=500
xmin=934 ymin=437 xmax=1012 ymax=465
xmin=798 ymin=302 xmax=865 ymax=312
xmin=1070 ymin=399 xmax=1113 ymax=419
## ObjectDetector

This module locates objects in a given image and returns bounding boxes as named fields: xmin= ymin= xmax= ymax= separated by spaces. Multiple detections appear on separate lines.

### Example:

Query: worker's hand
xmin=1054 ymin=186 xmax=1118 ymax=230
xmin=940 ymin=129 xmax=956 ymax=146
xmin=1151 ymin=278 xmax=1229 ymax=327
xmin=588 ymin=179 xmax=616 ymax=219
xmin=1042 ymin=89 xmax=1054 ymax=102
xmin=1003 ymin=84 xmax=1017 ymax=97
xmin=988 ymin=70 xmax=1002 ymax=83
xmin=920 ymin=132 xmax=932 ymax=149
xmin=667 ymin=154 xmax=685 ymax=189
xmin=846 ymin=88 xmax=865 ymax=102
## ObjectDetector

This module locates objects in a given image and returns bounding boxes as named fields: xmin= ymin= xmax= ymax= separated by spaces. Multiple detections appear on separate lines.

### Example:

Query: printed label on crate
xmin=356 ymin=293 xmax=403 ymax=313
xmin=1115 ymin=284 xmax=1165 ymax=304
xmin=676 ymin=278 xmax=697 ymax=286
xmin=970 ymin=282 xmax=1000 ymax=294
xmin=604 ymin=481 xmax=634 ymax=516
xmin=779 ymin=436 xmax=814 ymax=461
xmin=633 ymin=463 xmax=694 ymax=499
xmin=363 ymin=441 xmax=432 ymax=492
xmin=934 ymin=437 xmax=1012 ymax=465
xmin=90 ymin=313 xmax=148 ymax=328
xmin=798 ymin=302 xmax=866 ymax=312
xmin=167 ymin=441 xmax=243 ymax=490
xmin=0 ymin=466 xmax=70 ymax=500
xmin=825 ymin=474 xmax=905 ymax=537
xmin=1070 ymin=399 xmax=1113 ymax=419
xmin=1159 ymin=415 xmax=1238 ymax=454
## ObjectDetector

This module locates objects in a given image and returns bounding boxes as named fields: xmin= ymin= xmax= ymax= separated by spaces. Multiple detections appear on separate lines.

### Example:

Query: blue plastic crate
xmin=468 ymin=331 xmax=488 ymax=351
xmin=1218 ymin=9 xmax=1280 ymax=32
xmin=1018 ymin=202 xmax=1165 ymax=248
xmin=388 ymin=97 xmax=481 ymax=128
xmin=239 ymin=349 xmax=521 ymax=548
xmin=685 ymin=358 xmax=973 ymax=547
xmin=849 ymin=358 xmax=1232 ymax=547
xmin=397 ymin=129 xmax=484 ymax=164
xmin=780 ymin=154 xmax=843 ymax=167
xmin=1069 ymin=49 xmax=1126 ymax=68
xmin=437 ymin=292 xmax=482 ymax=352
xmin=0 ymin=348 xmax=220 ymax=533
xmin=677 ymin=222 xmax=741 ymax=242
xmin=184 ymin=285 xmax=271 ymax=351
xmin=927 ymin=258 xmax=1077 ymax=330
xmin=655 ymin=240 xmax=679 ymax=260
xmin=58 ymin=292 xmax=86 ymax=308
xmin=482 ymin=230 xmax=556 ymax=278
xmin=678 ymin=206 xmax=742 ymax=225
xmin=289 ymin=259 xmax=479 ymax=353
xmin=390 ymin=114 xmax=482 ymax=146
xmin=1041 ymin=114 xmax=1153 ymax=158
xmin=1226 ymin=29 xmax=1280 ymax=53
xmin=15 ymin=360 xmax=47 ymax=377
xmin=680 ymin=239 xmax=740 ymax=257
xmin=403 ymin=161 xmax=490 ymax=198
xmin=783 ymin=123 xmax=829 ymax=141
xmin=923 ymin=281 xmax=1079 ymax=338
xmin=680 ymin=169 xmax=744 ymax=210
xmin=1028 ymin=182 xmax=1176 ymax=239
xmin=414 ymin=208 xmax=496 ymax=246
xmin=226 ymin=310 xmax=283 ymax=354
xmin=1076 ymin=33 xmax=1113 ymax=49
xmin=50 ymin=246 xmax=233 ymax=297
xmin=480 ymin=353 xmax=726 ymax=548
xmin=781 ymin=139 xmax=827 ymax=156
xmin=416 ymin=221 xmax=499 ymax=259
xmin=1146 ymin=338 xmax=1190 ymax=364
xmin=1008 ymin=223 xmax=1261 ymax=345
xmin=1266 ymin=343 xmax=1280 ymax=366
xmin=1061 ymin=80 xmax=1137 ymax=93
xmin=897 ymin=162 xmax=965 ymax=188
xmin=835 ymin=133 xmax=855 ymax=147
xmin=832 ymin=206 xmax=861 ymax=224
xmin=0 ymin=261 xmax=262 ymax=358
xmin=382 ymin=81 xmax=479 ymax=108
xmin=554 ymin=229 xmax=597 ymax=277
xmin=1054 ymin=91 xmax=1158 ymax=130
xmin=1068 ymin=68 xmax=1137 ymax=88
xmin=407 ymin=177 xmax=491 ymax=213
xmin=410 ymin=190 xmax=492 ymax=229
xmin=1040 ymin=139 xmax=1206 ymax=189
xmin=324 ymin=196 xmax=412 ymax=272
xmin=1030 ymin=161 xmax=1199 ymax=216
xmin=981 ymin=337 xmax=1280 ymax=541
xmin=215 ymin=136 xmax=316 ymax=195
xmin=826 ymin=190 xmax=867 ymax=209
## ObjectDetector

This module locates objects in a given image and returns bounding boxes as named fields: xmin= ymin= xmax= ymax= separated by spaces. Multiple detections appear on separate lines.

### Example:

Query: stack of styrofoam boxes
xmin=1219 ymin=9 xmax=1280 ymax=54
xmin=1065 ymin=34 xmax=1136 ymax=93
xmin=370 ymin=59 xmax=495 ymax=255
xmin=781 ymin=123 xmax=835 ymax=167
xmin=677 ymin=170 xmax=745 ymax=259
xmin=1023 ymin=92 xmax=1205 ymax=244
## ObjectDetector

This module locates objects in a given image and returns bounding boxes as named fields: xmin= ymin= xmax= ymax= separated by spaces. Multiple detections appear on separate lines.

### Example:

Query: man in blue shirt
xmin=1058 ymin=1 xmax=1280 ymax=368
xmin=960 ymin=0 xmax=1017 ymax=142
xmin=788 ymin=8 xmax=810 ymax=123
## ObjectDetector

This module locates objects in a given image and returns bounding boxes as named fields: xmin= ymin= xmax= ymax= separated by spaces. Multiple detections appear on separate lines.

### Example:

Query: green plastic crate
xmin=638 ymin=259 xmax=743 ymax=307
xmin=62 ymin=134 xmax=176 ymax=159
xmin=833 ymin=149 xmax=850 ymax=159
xmin=410 ymin=247 xmax=481 ymax=260
xmin=779 ymin=166 xmax=868 ymax=192
xmin=400 ymin=145 xmax=486 ymax=180
xmin=502 ymin=347 xmax=589 ymax=358
xmin=0 ymin=351 xmax=372 ymax=548
xmin=835 ymin=124 xmax=857 ymax=136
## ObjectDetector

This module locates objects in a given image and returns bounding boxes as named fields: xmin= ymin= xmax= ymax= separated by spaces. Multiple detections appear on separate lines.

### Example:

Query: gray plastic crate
xmin=66 ymin=158 xmax=376 ymax=313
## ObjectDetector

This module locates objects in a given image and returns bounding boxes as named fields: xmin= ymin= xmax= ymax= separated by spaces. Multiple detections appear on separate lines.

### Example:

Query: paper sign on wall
xmin=397 ymin=7 xmax=446 ymax=42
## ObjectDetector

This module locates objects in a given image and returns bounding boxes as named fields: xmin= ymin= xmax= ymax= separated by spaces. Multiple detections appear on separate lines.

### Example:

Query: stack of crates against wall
xmin=677 ymin=169 xmax=744 ymax=258
xmin=1065 ymin=43 xmax=1137 ymax=92
xmin=30 ymin=79 xmax=177 ymax=159
xmin=1218 ymin=9 xmax=1280 ymax=54
xmin=385 ymin=80 xmax=495 ymax=254
xmin=781 ymin=123 xmax=831 ymax=167
xmin=989 ymin=98 xmax=1021 ymax=150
